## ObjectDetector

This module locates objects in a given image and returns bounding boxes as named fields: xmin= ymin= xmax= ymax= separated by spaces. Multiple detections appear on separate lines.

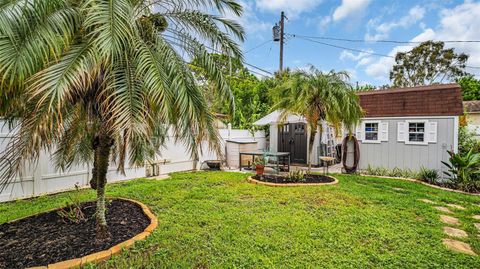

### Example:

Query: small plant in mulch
xmin=0 ymin=199 xmax=150 ymax=269
xmin=286 ymin=169 xmax=307 ymax=183
xmin=57 ymin=184 xmax=87 ymax=224
xmin=253 ymin=171 xmax=334 ymax=184
xmin=418 ymin=166 xmax=438 ymax=184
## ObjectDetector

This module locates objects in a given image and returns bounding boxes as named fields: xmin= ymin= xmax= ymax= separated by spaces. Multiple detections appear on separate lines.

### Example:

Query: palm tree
xmin=272 ymin=66 xmax=363 ymax=171
xmin=0 ymin=0 xmax=244 ymax=241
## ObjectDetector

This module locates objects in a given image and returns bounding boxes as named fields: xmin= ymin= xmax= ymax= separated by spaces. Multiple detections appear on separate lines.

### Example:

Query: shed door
xmin=278 ymin=123 xmax=307 ymax=164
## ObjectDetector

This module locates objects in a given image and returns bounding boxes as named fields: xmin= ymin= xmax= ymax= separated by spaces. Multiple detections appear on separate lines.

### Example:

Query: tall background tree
xmin=0 ymin=0 xmax=244 ymax=241
xmin=271 ymin=66 xmax=363 ymax=170
xmin=390 ymin=41 xmax=469 ymax=87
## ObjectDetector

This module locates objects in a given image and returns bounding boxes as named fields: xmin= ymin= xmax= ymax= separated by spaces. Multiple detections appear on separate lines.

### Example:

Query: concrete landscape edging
xmin=26 ymin=198 xmax=157 ymax=269
xmin=360 ymin=174 xmax=480 ymax=196
xmin=247 ymin=175 xmax=338 ymax=187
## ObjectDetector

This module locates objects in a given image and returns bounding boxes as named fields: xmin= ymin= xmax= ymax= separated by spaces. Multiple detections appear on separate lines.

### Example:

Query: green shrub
xmin=365 ymin=165 xmax=375 ymax=175
xmin=458 ymin=126 xmax=480 ymax=156
xmin=418 ymin=167 xmax=438 ymax=184
xmin=401 ymin=169 xmax=419 ymax=179
xmin=442 ymin=149 xmax=480 ymax=192
xmin=388 ymin=167 xmax=404 ymax=178
xmin=362 ymin=166 xmax=420 ymax=179
xmin=377 ymin=167 xmax=389 ymax=176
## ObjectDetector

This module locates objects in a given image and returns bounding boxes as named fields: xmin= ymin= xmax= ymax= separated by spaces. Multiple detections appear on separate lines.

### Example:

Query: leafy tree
xmin=191 ymin=54 xmax=273 ymax=130
xmin=0 ymin=0 xmax=243 ymax=241
xmin=390 ymin=41 xmax=469 ymax=87
xmin=355 ymin=84 xmax=376 ymax=92
xmin=457 ymin=75 xmax=480 ymax=101
xmin=271 ymin=66 xmax=363 ymax=171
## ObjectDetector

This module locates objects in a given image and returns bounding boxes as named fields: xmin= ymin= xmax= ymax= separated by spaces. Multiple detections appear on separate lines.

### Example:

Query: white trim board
xmin=362 ymin=116 xmax=457 ymax=120
xmin=453 ymin=116 xmax=459 ymax=153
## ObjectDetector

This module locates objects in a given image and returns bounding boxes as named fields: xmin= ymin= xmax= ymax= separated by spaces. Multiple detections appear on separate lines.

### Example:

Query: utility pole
xmin=279 ymin=11 xmax=285 ymax=72
xmin=273 ymin=11 xmax=286 ymax=73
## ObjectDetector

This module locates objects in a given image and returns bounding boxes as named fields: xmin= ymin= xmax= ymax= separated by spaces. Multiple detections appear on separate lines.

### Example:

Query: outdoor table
xmin=239 ymin=151 xmax=291 ymax=172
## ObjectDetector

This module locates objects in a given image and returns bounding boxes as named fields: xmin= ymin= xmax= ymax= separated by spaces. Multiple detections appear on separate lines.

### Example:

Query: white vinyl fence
xmin=0 ymin=121 xmax=265 ymax=202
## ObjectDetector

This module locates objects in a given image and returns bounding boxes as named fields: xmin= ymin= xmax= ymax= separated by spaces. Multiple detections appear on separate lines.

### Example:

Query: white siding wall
xmin=357 ymin=116 xmax=457 ymax=176
xmin=0 ymin=122 xmax=265 ymax=202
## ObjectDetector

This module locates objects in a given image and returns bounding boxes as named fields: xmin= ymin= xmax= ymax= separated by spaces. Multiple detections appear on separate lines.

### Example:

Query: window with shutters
xmin=408 ymin=122 xmax=425 ymax=142
xmin=357 ymin=120 xmax=387 ymax=143
xmin=401 ymin=120 xmax=433 ymax=145
xmin=365 ymin=122 xmax=379 ymax=141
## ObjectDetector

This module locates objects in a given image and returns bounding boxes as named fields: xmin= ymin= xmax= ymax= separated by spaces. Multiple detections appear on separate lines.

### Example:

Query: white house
xmin=463 ymin=100 xmax=480 ymax=137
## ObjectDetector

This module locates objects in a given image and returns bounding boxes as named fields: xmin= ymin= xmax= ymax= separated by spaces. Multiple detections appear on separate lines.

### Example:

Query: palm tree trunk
xmin=94 ymin=134 xmax=113 ymax=242
xmin=308 ymin=127 xmax=317 ymax=173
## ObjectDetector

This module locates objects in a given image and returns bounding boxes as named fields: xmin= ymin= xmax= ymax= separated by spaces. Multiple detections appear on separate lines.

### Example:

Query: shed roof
xmin=253 ymin=110 xmax=306 ymax=126
xmin=463 ymin=101 xmax=480 ymax=113
xmin=357 ymin=84 xmax=464 ymax=117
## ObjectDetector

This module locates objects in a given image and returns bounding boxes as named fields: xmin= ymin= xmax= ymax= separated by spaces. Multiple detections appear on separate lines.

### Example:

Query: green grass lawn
xmin=2 ymin=172 xmax=480 ymax=268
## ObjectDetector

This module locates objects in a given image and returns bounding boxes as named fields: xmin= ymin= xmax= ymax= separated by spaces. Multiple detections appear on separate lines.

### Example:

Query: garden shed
xmin=355 ymin=84 xmax=463 ymax=175
xmin=253 ymin=110 xmax=340 ymax=165
xmin=255 ymin=84 xmax=463 ymax=174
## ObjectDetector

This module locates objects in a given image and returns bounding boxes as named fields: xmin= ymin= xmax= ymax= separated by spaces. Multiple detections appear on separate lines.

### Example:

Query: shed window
xmin=365 ymin=122 xmax=379 ymax=141
xmin=408 ymin=122 xmax=425 ymax=142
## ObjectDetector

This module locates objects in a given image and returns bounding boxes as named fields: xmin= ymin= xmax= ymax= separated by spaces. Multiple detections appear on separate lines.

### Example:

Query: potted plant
xmin=253 ymin=156 xmax=267 ymax=176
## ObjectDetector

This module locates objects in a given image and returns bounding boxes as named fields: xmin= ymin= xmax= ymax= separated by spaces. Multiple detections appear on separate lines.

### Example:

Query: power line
xmin=203 ymin=45 xmax=274 ymax=76
xmin=290 ymin=34 xmax=480 ymax=70
xmin=290 ymin=34 xmax=394 ymax=58
xmin=244 ymin=40 xmax=272 ymax=54
xmin=245 ymin=67 xmax=270 ymax=77
xmin=244 ymin=62 xmax=274 ymax=76
xmin=288 ymin=33 xmax=480 ymax=44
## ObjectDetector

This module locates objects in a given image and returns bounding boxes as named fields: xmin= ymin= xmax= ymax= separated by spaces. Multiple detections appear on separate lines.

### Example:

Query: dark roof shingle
xmin=357 ymin=84 xmax=464 ymax=117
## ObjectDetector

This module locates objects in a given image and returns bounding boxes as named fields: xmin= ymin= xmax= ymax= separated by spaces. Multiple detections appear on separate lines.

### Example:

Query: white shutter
xmin=360 ymin=122 xmax=365 ymax=141
xmin=427 ymin=121 xmax=437 ymax=143
xmin=380 ymin=122 xmax=389 ymax=141
xmin=397 ymin=122 xmax=407 ymax=142
xmin=356 ymin=122 xmax=363 ymax=141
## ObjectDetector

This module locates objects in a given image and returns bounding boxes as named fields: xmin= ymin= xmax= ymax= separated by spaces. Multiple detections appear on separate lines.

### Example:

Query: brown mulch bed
xmin=0 ymin=199 xmax=150 ymax=269
xmin=252 ymin=174 xmax=335 ymax=184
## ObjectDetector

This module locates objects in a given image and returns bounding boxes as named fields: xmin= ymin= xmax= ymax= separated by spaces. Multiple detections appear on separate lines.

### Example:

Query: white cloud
xmin=317 ymin=16 xmax=332 ymax=32
xmin=224 ymin=1 xmax=270 ymax=35
xmin=365 ymin=6 xmax=425 ymax=41
xmin=340 ymin=50 xmax=373 ymax=61
xmin=256 ymin=0 xmax=323 ymax=16
xmin=358 ymin=57 xmax=373 ymax=66
xmin=364 ymin=30 xmax=434 ymax=81
xmin=363 ymin=1 xmax=480 ymax=83
xmin=332 ymin=0 xmax=371 ymax=22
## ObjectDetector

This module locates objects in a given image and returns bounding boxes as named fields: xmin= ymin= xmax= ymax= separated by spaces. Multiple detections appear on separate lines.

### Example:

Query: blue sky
xmin=232 ymin=0 xmax=480 ymax=86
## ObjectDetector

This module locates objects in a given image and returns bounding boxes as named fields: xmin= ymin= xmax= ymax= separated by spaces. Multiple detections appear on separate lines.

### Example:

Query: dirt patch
xmin=252 ymin=174 xmax=335 ymax=184
xmin=0 ymin=199 xmax=150 ymax=269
